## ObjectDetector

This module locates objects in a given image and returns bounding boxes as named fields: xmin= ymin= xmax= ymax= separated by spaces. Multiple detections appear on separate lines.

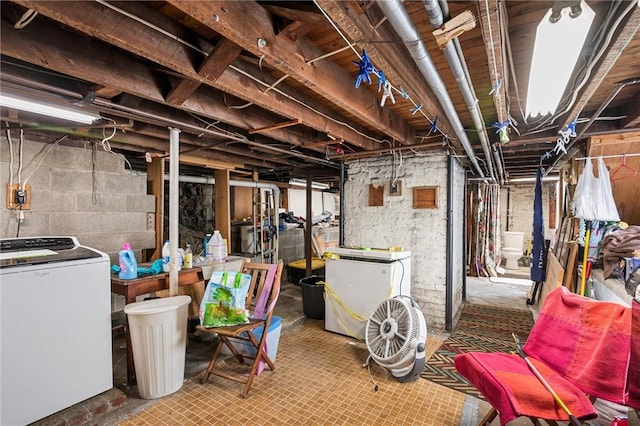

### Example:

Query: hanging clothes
xmin=530 ymin=168 xmax=546 ymax=283
xmin=474 ymin=183 xmax=501 ymax=277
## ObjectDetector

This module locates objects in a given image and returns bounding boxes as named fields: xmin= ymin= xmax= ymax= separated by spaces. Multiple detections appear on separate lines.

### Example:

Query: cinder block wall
xmin=343 ymin=151 xmax=465 ymax=331
xmin=1 ymin=136 xmax=156 ymax=310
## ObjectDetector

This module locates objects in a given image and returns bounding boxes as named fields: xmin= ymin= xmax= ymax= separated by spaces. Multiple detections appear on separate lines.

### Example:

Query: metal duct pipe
xmin=377 ymin=0 xmax=485 ymax=179
xmin=492 ymin=144 xmax=505 ymax=185
xmin=422 ymin=0 xmax=496 ymax=182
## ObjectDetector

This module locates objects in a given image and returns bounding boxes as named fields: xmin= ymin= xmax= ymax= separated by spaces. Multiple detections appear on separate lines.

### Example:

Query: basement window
xmin=525 ymin=0 xmax=595 ymax=118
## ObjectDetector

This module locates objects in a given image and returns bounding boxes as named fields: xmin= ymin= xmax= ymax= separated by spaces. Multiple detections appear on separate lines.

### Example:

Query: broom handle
xmin=513 ymin=333 xmax=582 ymax=426
xmin=579 ymin=226 xmax=591 ymax=296
xmin=520 ymin=356 xmax=582 ymax=426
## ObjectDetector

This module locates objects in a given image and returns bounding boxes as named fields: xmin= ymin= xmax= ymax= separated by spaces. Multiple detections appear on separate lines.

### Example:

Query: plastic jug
xmin=203 ymin=233 xmax=212 ymax=258
xmin=162 ymin=240 xmax=171 ymax=272
xmin=184 ymin=243 xmax=193 ymax=269
xmin=209 ymin=230 xmax=227 ymax=262
xmin=118 ymin=242 xmax=138 ymax=279
xmin=162 ymin=240 xmax=184 ymax=273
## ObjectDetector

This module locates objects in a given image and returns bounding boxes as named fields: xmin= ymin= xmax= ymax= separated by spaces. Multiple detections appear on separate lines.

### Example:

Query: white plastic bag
xmin=594 ymin=157 xmax=620 ymax=221
xmin=572 ymin=157 xmax=620 ymax=221
xmin=573 ymin=158 xmax=597 ymax=220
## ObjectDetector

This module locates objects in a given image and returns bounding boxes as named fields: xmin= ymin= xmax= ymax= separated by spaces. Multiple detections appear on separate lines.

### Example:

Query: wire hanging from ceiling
xmin=312 ymin=0 xmax=447 ymax=139
xmin=93 ymin=0 xmax=396 ymax=147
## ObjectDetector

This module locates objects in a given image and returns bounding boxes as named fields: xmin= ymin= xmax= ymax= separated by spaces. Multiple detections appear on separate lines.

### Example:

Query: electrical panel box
xmin=6 ymin=184 xmax=31 ymax=210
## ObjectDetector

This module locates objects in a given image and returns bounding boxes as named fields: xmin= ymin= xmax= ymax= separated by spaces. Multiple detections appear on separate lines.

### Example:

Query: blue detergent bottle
xmin=118 ymin=242 xmax=138 ymax=280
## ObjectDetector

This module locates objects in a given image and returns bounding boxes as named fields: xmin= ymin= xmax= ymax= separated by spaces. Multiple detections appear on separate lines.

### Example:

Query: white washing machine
xmin=324 ymin=247 xmax=411 ymax=340
xmin=0 ymin=237 xmax=112 ymax=426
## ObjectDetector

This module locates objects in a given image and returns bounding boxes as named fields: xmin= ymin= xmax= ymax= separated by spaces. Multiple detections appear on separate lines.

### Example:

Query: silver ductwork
xmin=377 ymin=0 xmax=485 ymax=179
xmin=422 ymin=0 xmax=497 ymax=183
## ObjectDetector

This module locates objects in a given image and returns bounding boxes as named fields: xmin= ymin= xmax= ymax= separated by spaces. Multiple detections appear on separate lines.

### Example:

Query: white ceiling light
xmin=0 ymin=92 xmax=100 ymax=124
xmin=526 ymin=1 xmax=595 ymax=118
xmin=289 ymin=178 xmax=330 ymax=190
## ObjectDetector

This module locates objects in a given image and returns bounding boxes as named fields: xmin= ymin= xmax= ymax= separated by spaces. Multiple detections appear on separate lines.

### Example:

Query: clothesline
xmin=574 ymin=153 xmax=640 ymax=160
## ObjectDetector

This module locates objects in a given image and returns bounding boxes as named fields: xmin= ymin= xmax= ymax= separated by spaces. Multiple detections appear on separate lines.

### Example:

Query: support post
xmin=168 ymin=127 xmax=180 ymax=296
xmin=214 ymin=169 xmax=231 ymax=249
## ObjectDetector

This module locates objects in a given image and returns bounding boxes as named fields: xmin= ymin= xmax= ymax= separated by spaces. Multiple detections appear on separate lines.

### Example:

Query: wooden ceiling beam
xmin=248 ymin=119 xmax=302 ymax=134
xmin=11 ymin=0 xmax=378 ymax=150
xmin=166 ymin=0 xmax=416 ymax=145
xmin=0 ymin=19 xmax=332 ymax=157
xmin=166 ymin=38 xmax=242 ymax=106
xmin=621 ymin=91 xmax=640 ymax=128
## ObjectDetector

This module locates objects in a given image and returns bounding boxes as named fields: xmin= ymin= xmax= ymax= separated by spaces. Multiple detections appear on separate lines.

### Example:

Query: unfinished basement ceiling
xmin=1 ymin=1 xmax=639 ymax=186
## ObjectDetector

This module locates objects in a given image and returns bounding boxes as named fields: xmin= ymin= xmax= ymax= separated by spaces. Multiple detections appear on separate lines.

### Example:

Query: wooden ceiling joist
xmin=248 ymin=119 xmax=302 ymax=134
xmin=11 ymin=0 xmax=379 ymax=150
xmin=166 ymin=0 xmax=416 ymax=145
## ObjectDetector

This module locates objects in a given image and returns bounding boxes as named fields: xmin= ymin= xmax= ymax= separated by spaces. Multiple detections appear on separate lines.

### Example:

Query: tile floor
xmin=104 ymin=274 xmax=534 ymax=426
xmin=115 ymin=321 xmax=464 ymax=426
xmin=34 ymin=267 xmax=639 ymax=425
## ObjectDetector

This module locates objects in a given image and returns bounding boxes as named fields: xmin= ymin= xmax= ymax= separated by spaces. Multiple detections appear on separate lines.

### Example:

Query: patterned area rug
xmin=421 ymin=303 xmax=534 ymax=398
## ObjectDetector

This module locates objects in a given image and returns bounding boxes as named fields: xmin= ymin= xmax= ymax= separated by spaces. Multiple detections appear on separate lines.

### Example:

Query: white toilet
xmin=502 ymin=231 xmax=525 ymax=270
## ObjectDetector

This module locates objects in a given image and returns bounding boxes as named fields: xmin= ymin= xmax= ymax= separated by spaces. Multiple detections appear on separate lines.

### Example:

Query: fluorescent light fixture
xmin=0 ymin=92 xmax=100 ymax=124
xmin=526 ymin=1 xmax=595 ymax=118
xmin=289 ymin=178 xmax=330 ymax=190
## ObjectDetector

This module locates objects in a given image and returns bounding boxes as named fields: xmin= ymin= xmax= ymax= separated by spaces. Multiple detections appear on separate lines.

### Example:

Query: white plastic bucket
xmin=124 ymin=295 xmax=191 ymax=399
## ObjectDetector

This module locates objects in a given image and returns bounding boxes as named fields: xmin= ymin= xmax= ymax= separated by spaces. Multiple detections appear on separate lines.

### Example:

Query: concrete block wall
xmin=278 ymin=228 xmax=305 ymax=265
xmin=1 ymin=136 xmax=156 ymax=311
xmin=343 ymin=151 xmax=464 ymax=331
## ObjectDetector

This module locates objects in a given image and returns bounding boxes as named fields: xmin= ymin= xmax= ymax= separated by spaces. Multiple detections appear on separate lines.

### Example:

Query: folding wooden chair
xmin=198 ymin=260 xmax=283 ymax=397
xmin=455 ymin=287 xmax=638 ymax=425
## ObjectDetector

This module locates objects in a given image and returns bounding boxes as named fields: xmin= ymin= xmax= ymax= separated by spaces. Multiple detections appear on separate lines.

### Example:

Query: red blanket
xmin=629 ymin=300 xmax=640 ymax=409
xmin=455 ymin=287 xmax=636 ymax=425
xmin=455 ymin=352 xmax=597 ymax=425
xmin=525 ymin=287 xmax=632 ymax=404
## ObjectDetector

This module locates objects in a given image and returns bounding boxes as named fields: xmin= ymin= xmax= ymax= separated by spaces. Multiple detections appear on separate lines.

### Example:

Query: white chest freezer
xmin=324 ymin=247 xmax=411 ymax=339
xmin=0 ymin=237 xmax=112 ymax=426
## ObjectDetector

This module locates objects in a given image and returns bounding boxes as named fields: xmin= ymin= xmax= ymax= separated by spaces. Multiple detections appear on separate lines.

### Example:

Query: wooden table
xmin=111 ymin=267 xmax=205 ymax=386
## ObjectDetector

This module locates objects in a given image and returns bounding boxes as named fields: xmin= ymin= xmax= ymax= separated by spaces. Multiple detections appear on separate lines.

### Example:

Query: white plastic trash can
xmin=124 ymin=295 xmax=191 ymax=399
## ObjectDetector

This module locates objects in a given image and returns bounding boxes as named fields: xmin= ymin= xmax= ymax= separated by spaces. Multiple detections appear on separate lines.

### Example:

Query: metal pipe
xmin=92 ymin=97 xmax=341 ymax=169
xmin=445 ymin=153 xmax=454 ymax=331
xmin=462 ymin=169 xmax=467 ymax=301
xmin=422 ymin=0 xmax=496 ymax=182
xmin=377 ymin=0 xmax=485 ymax=179
xmin=339 ymin=162 xmax=345 ymax=246
xmin=492 ymin=144 xmax=505 ymax=184
xmin=168 ymin=127 xmax=180 ymax=295
xmin=163 ymin=174 xmax=280 ymax=251
xmin=329 ymin=140 xmax=441 ymax=161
